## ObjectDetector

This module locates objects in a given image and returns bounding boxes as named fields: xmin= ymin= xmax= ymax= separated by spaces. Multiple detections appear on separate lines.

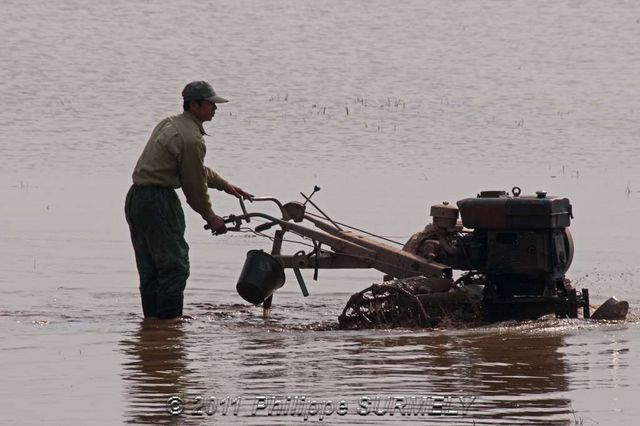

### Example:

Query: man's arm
xmin=206 ymin=166 xmax=253 ymax=200
xmin=180 ymin=141 xmax=227 ymax=234
xmin=181 ymin=140 xmax=212 ymax=216
xmin=205 ymin=166 xmax=228 ymax=190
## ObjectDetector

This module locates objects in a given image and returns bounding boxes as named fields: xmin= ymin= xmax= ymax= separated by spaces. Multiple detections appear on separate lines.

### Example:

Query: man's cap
xmin=182 ymin=81 xmax=228 ymax=104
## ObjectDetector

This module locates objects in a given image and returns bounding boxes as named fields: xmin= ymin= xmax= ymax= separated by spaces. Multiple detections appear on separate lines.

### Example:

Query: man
xmin=125 ymin=81 xmax=252 ymax=319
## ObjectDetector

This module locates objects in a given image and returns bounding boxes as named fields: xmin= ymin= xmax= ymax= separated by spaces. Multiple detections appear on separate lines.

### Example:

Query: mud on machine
xmin=213 ymin=186 xmax=592 ymax=328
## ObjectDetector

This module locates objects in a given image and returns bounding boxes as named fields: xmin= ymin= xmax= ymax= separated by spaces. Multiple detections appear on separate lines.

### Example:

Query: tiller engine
xmin=402 ymin=187 xmax=586 ymax=322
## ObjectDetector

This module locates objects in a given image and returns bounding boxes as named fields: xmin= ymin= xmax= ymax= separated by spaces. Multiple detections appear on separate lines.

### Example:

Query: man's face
xmin=190 ymin=100 xmax=217 ymax=122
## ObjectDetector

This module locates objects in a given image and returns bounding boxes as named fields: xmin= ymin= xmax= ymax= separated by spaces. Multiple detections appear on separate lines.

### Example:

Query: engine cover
xmin=457 ymin=190 xmax=572 ymax=229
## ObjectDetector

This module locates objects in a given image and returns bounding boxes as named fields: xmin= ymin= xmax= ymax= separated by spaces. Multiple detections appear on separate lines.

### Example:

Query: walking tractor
xmin=211 ymin=186 xmax=627 ymax=328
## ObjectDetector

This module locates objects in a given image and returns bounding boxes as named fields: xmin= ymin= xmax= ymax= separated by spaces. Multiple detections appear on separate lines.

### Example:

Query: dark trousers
xmin=125 ymin=185 xmax=190 ymax=319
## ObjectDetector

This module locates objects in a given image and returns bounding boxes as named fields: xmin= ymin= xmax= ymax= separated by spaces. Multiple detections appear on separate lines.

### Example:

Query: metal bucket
xmin=236 ymin=250 xmax=286 ymax=305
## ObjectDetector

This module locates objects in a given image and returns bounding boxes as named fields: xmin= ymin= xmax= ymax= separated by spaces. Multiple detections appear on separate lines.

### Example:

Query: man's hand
xmin=204 ymin=211 xmax=227 ymax=235
xmin=224 ymin=182 xmax=254 ymax=200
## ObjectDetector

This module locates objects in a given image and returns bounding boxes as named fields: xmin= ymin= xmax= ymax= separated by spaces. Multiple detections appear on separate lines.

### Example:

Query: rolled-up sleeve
xmin=180 ymin=138 xmax=213 ymax=217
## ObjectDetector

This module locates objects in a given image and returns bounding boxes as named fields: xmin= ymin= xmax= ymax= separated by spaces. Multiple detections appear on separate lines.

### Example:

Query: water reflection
xmin=116 ymin=308 xmax=631 ymax=424
xmin=338 ymin=330 xmax=572 ymax=424
xmin=120 ymin=320 xmax=191 ymax=425
xmin=230 ymin=325 xmax=573 ymax=424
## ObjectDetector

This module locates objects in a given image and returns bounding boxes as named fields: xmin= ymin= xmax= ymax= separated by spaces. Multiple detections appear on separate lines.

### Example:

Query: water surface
xmin=1 ymin=0 xmax=640 ymax=424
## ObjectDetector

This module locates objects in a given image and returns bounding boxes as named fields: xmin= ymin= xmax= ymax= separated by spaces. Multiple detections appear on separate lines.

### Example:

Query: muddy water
xmin=2 ymin=0 xmax=640 ymax=424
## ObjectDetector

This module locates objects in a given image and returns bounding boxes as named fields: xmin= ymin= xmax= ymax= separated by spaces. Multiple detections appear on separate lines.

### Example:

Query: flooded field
xmin=1 ymin=0 xmax=640 ymax=424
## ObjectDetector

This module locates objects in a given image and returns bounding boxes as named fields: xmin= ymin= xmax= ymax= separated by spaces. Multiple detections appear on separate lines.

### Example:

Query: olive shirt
xmin=131 ymin=111 xmax=228 ymax=217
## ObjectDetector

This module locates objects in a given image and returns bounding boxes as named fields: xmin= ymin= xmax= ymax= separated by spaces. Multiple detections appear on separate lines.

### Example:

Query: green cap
xmin=182 ymin=81 xmax=228 ymax=103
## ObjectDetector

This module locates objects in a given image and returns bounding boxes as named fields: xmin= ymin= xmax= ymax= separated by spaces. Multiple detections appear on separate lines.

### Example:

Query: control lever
xmin=293 ymin=268 xmax=309 ymax=297
xmin=239 ymin=198 xmax=250 ymax=223
xmin=254 ymin=221 xmax=277 ymax=233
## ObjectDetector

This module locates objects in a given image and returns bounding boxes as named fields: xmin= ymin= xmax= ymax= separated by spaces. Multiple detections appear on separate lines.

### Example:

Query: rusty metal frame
xmin=223 ymin=198 xmax=452 ymax=280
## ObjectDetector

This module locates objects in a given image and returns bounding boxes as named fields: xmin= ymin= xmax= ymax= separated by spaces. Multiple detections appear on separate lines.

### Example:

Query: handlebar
xmin=205 ymin=195 xmax=328 ymax=234
xmin=243 ymin=196 xmax=285 ymax=213
xmin=204 ymin=196 xmax=288 ymax=233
